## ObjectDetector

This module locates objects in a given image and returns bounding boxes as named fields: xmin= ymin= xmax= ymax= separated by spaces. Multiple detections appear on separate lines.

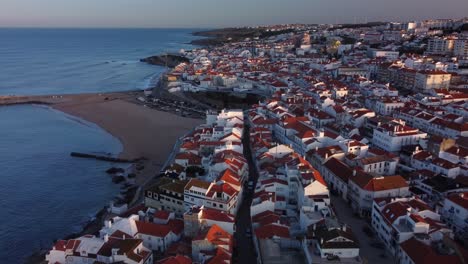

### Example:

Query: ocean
xmin=0 ymin=28 xmax=197 ymax=95
xmin=0 ymin=28 xmax=198 ymax=262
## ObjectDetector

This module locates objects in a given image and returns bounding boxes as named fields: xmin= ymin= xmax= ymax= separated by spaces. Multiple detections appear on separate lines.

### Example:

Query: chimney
xmin=343 ymin=225 xmax=347 ymax=232
xmin=104 ymin=234 xmax=109 ymax=242
xmin=123 ymin=234 xmax=126 ymax=240
xmin=353 ymin=170 xmax=356 ymax=176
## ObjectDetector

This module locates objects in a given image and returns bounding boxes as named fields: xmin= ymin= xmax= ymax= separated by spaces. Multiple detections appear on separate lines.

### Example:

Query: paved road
xmin=331 ymin=195 xmax=395 ymax=264
xmin=233 ymin=122 xmax=259 ymax=264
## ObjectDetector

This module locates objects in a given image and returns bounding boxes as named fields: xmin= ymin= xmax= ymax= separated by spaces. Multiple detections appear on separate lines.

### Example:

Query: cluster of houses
xmin=45 ymin=18 xmax=468 ymax=264
xmin=46 ymin=110 xmax=245 ymax=264
xmin=247 ymin=108 xmax=362 ymax=263
xmin=242 ymin=75 xmax=468 ymax=262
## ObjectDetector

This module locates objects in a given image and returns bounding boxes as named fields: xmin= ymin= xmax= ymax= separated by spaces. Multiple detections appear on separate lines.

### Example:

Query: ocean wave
xmin=141 ymin=72 xmax=163 ymax=89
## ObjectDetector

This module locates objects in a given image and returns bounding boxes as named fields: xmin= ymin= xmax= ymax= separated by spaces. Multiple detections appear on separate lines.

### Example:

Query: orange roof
xmin=350 ymin=174 xmax=408 ymax=192
xmin=157 ymin=255 xmax=192 ymax=264
xmin=447 ymin=192 xmax=468 ymax=209
xmin=204 ymin=224 xmax=233 ymax=251
xmin=401 ymin=238 xmax=467 ymax=264
xmin=200 ymin=207 xmax=235 ymax=223
xmin=255 ymin=224 xmax=289 ymax=239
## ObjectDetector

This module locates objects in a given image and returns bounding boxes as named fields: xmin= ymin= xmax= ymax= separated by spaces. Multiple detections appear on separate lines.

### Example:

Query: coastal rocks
xmin=140 ymin=54 xmax=189 ymax=68
xmin=106 ymin=167 xmax=125 ymax=174
xmin=136 ymin=164 xmax=145 ymax=171
xmin=111 ymin=175 xmax=126 ymax=184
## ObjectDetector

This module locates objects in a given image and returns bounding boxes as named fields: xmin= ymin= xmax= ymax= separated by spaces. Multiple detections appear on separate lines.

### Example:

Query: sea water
xmin=0 ymin=105 xmax=123 ymax=262
xmin=0 ymin=28 xmax=198 ymax=262
xmin=0 ymin=28 xmax=197 ymax=95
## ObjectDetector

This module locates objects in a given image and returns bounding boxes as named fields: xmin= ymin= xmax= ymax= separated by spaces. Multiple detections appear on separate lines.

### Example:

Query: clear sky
xmin=1 ymin=0 xmax=467 ymax=28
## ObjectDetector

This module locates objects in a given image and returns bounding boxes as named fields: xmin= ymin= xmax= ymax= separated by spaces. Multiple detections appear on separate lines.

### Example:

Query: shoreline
xmin=2 ymin=91 xmax=204 ymax=264
xmin=1 ymin=91 xmax=203 ymax=185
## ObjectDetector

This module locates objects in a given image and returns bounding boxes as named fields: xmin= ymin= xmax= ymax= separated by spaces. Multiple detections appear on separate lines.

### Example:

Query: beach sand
xmin=1 ymin=91 xmax=203 ymax=186
xmin=49 ymin=92 xmax=203 ymax=185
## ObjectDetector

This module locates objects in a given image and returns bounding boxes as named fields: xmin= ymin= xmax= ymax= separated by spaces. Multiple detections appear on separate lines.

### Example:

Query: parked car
xmin=370 ymin=241 xmax=385 ymax=249
xmin=246 ymin=228 xmax=252 ymax=237
xmin=326 ymin=254 xmax=340 ymax=261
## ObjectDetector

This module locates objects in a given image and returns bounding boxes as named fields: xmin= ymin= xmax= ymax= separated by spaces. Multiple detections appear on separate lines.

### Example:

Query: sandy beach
xmin=1 ymin=91 xmax=203 ymax=185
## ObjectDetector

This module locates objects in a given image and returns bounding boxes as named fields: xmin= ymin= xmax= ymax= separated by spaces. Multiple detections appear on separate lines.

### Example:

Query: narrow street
xmin=233 ymin=122 xmax=259 ymax=264
xmin=331 ymin=196 xmax=395 ymax=264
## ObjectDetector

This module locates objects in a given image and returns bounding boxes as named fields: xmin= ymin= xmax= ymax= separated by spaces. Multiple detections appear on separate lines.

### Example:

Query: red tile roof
xmin=447 ymin=192 xmax=468 ymax=209
xmin=200 ymin=207 xmax=235 ymax=223
xmin=255 ymin=224 xmax=290 ymax=239
xmin=154 ymin=210 xmax=171 ymax=220
xmin=350 ymin=174 xmax=408 ymax=192
xmin=157 ymin=255 xmax=192 ymax=264
xmin=135 ymin=219 xmax=183 ymax=237
xmin=401 ymin=238 xmax=467 ymax=264
xmin=324 ymin=158 xmax=353 ymax=183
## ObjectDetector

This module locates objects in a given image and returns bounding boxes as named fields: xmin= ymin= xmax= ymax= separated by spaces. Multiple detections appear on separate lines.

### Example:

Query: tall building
xmin=454 ymin=38 xmax=468 ymax=58
xmin=414 ymin=70 xmax=452 ymax=91
xmin=427 ymin=37 xmax=455 ymax=55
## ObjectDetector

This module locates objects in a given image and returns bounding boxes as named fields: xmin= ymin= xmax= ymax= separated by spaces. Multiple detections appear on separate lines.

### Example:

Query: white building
xmin=371 ymin=197 xmax=451 ymax=255
xmin=372 ymin=123 xmax=427 ymax=152
xmin=454 ymin=39 xmax=468 ymax=58
xmin=427 ymin=37 xmax=455 ymax=55
xmin=368 ymin=49 xmax=400 ymax=61
xmin=414 ymin=70 xmax=451 ymax=91
xmin=441 ymin=192 xmax=468 ymax=237
xmin=348 ymin=173 xmax=410 ymax=217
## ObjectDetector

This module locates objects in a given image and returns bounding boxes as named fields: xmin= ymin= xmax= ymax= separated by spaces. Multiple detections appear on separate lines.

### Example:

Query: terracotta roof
xmin=157 ymin=255 xmax=192 ymax=264
xmin=200 ymin=207 xmax=235 ymax=223
xmin=201 ymin=224 xmax=233 ymax=252
xmin=350 ymin=174 xmax=408 ymax=192
xmin=401 ymin=238 xmax=467 ymax=264
xmin=324 ymin=158 xmax=353 ymax=183
xmin=135 ymin=219 xmax=183 ymax=237
xmin=97 ymin=237 xmax=149 ymax=263
xmin=447 ymin=192 xmax=468 ymax=209
xmin=255 ymin=224 xmax=289 ymax=239
xmin=154 ymin=210 xmax=171 ymax=220
xmin=52 ymin=239 xmax=81 ymax=252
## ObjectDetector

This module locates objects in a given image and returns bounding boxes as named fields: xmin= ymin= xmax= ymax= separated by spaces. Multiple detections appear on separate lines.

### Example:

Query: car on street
xmin=370 ymin=240 xmax=385 ymax=249
xmin=326 ymin=254 xmax=340 ymax=261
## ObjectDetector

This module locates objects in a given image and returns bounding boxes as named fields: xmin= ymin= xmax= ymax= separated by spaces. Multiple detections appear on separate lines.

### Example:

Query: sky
xmin=0 ymin=0 xmax=467 ymax=28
